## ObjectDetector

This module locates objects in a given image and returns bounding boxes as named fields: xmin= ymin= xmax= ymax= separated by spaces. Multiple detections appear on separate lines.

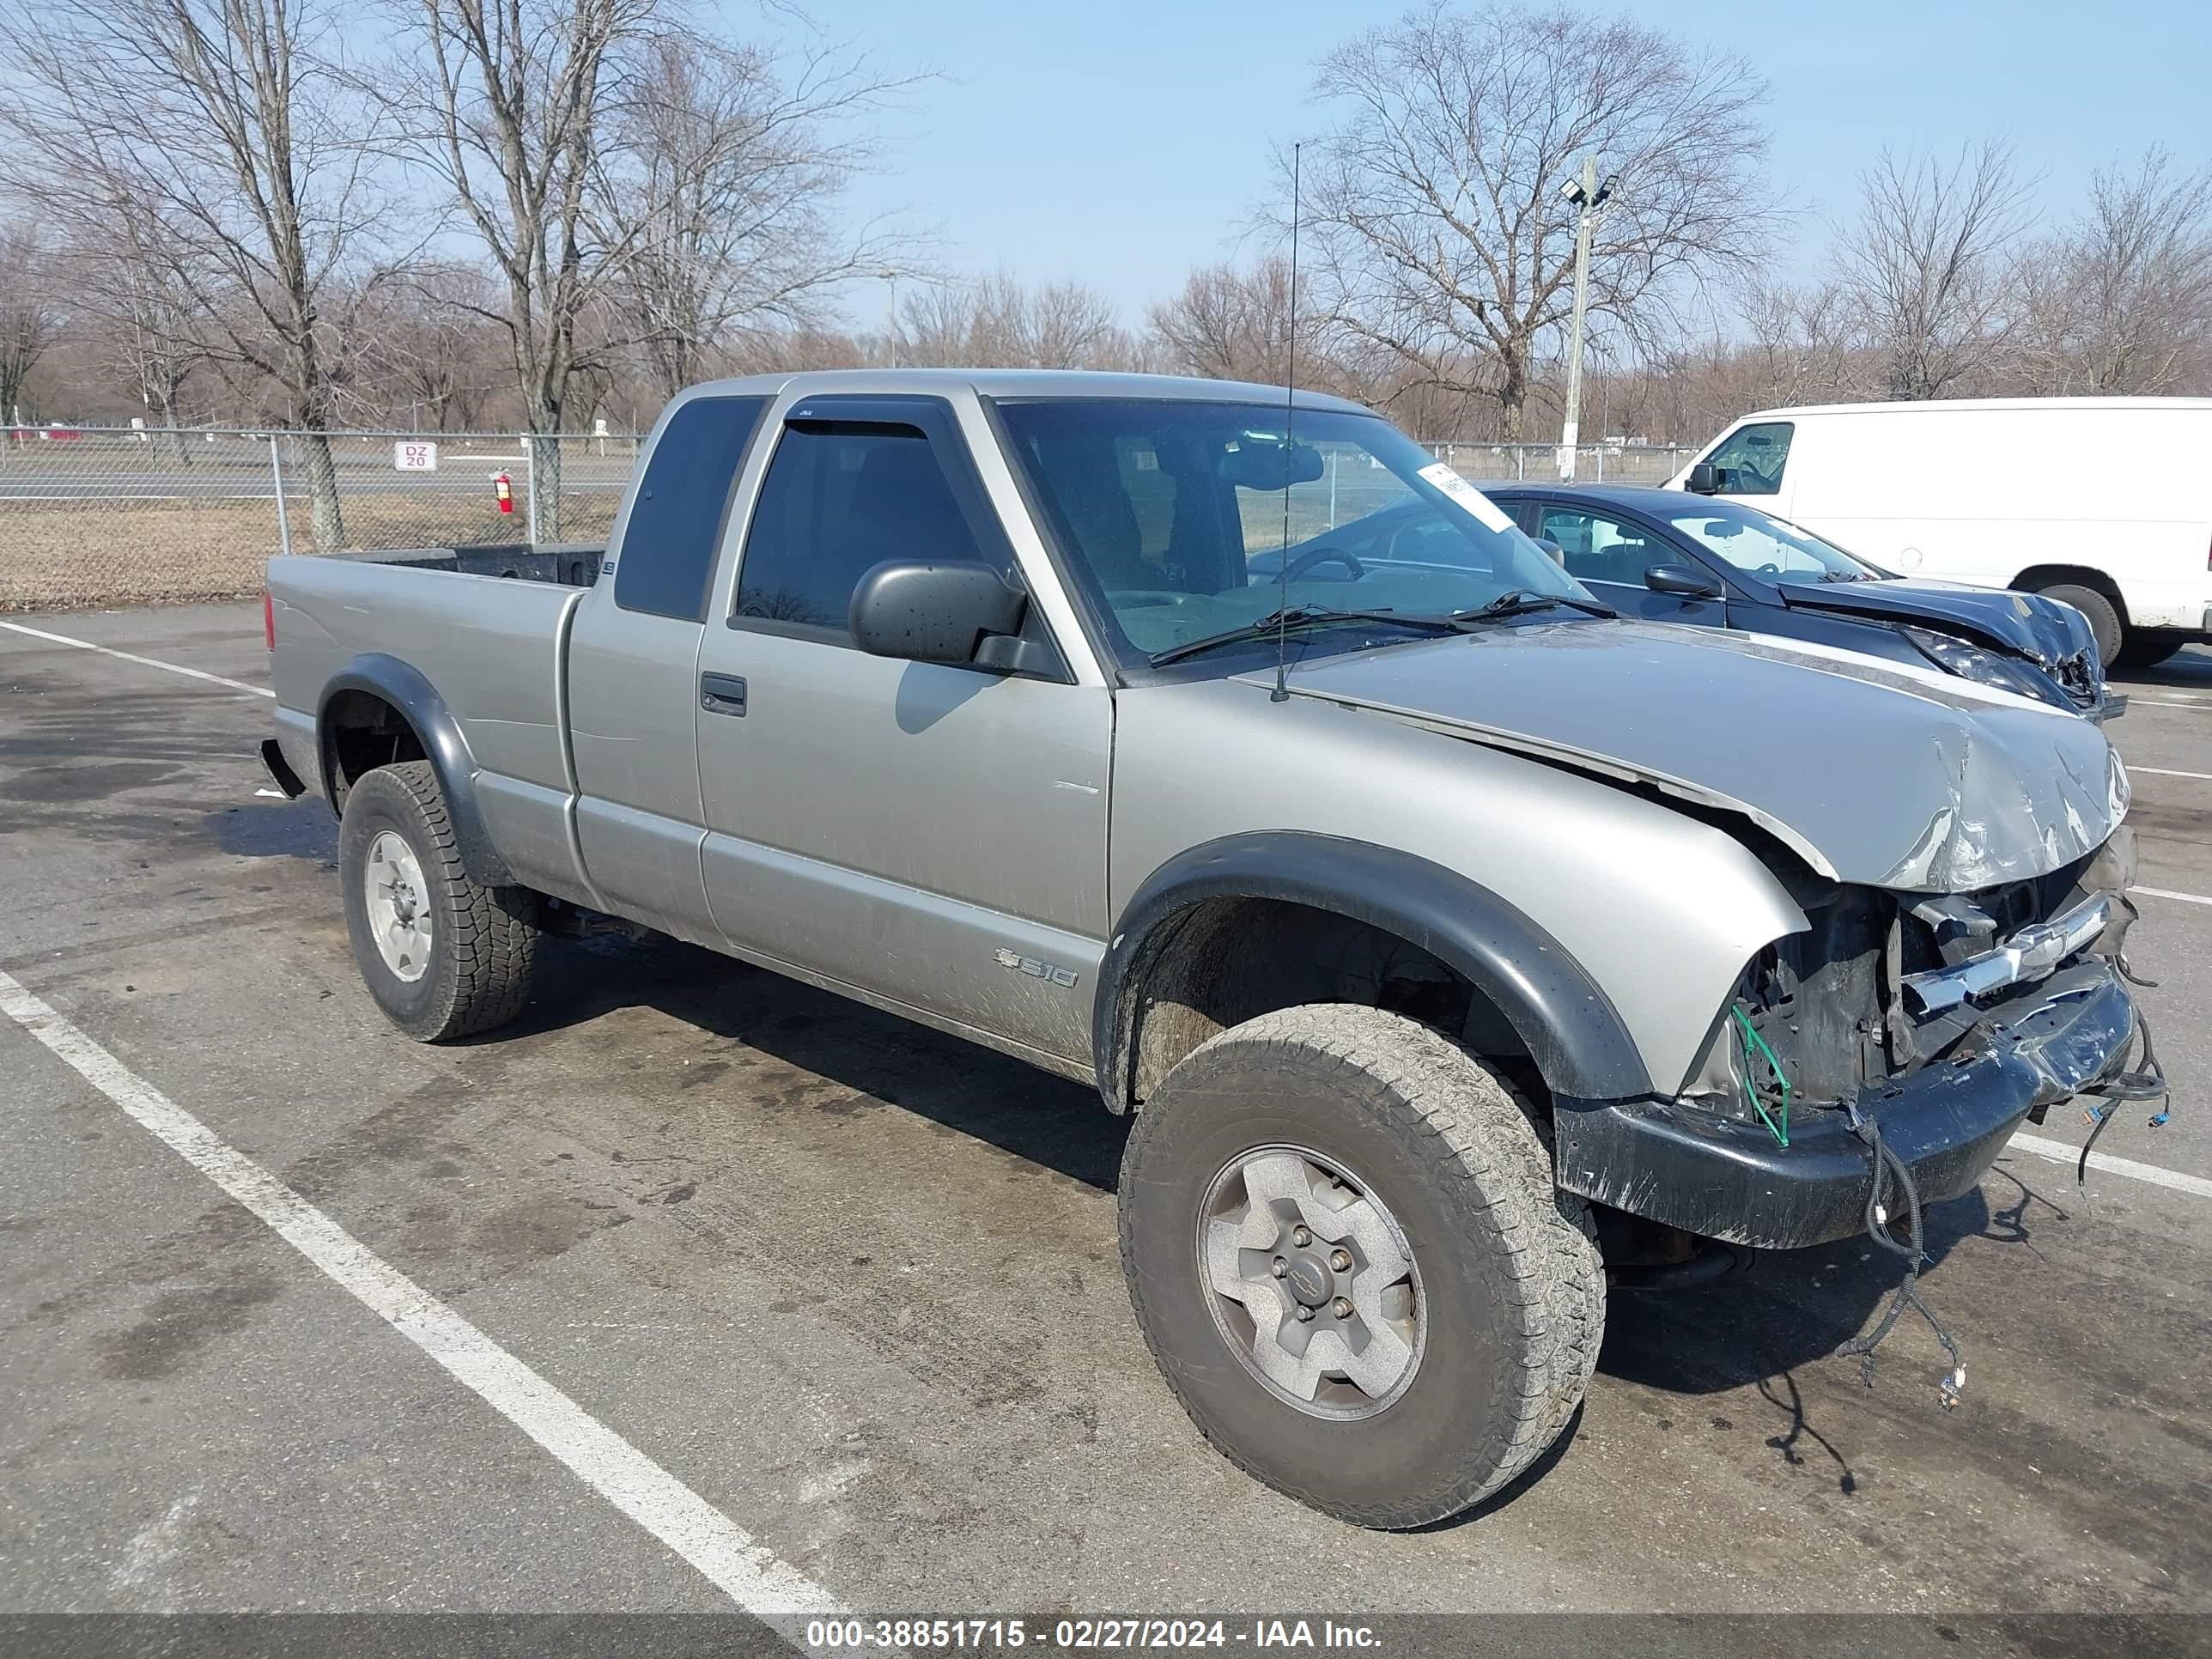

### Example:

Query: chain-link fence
xmin=1 ymin=426 xmax=641 ymax=611
xmin=1416 ymin=441 xmax=1699 ymax=483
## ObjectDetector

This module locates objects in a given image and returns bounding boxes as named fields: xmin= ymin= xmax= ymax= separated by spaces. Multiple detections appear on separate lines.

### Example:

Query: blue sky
xmin=809 ymin=0 xmax=2212 ymax=329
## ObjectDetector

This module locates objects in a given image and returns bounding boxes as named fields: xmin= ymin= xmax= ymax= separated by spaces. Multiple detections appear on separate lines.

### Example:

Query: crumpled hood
xmin=1774 ymin=575 xmax=2095 ymax=669
xmin=1239 ymin=620 xmax=2128 ymax=892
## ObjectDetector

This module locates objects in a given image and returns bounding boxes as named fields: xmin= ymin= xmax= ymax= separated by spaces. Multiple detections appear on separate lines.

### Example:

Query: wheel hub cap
xmin=364 ymin=830 xmax=433 ymax=983
xmin=1197 ymin=1145 xmax=1424 ymax=1419
xmin=1283 ymin=1253 xmax=1334 ymax=1307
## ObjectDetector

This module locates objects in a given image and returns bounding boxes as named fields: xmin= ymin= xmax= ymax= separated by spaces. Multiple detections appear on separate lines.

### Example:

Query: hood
xmin=1774 ymin=576 xmax=2094 ymax=669
xmin=1238 ymin=620 xmax=2127 ymax=892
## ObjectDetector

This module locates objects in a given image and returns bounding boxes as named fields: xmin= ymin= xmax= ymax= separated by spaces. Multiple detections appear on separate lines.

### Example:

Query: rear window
xmin=616 ymin=396 xmax=768 ymax=621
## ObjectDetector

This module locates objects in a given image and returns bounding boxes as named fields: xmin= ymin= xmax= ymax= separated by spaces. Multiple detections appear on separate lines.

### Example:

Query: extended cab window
xmin=735 ymin=424 xmax=991 ymax=641
xmin=1535 ymin=507 xmax=1662 ymax=588
xmin=616 ymin=396 xmax=768 ymax=621
xmin=1701 ymin=421 xmax=1793 ymax=495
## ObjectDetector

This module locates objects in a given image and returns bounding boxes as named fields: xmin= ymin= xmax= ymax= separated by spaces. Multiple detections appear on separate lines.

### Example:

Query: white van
xmin=1666 ymin=398 xmax=2212 ymax=667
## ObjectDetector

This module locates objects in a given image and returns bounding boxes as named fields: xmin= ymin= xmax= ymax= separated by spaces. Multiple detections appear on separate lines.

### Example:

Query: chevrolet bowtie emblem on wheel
xmin=994 ymin=948 xmax=1079 ymax=988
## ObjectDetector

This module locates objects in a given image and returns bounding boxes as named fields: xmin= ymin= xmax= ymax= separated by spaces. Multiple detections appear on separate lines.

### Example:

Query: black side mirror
xmin=849 ymin=560 xmax=1052 ymax=673
xmin=1644 ymin=562 xmax=1725 ymax=599
xmin=1533 ymin=537 xmax=1565 ymax=565
xmin=1685 ymin=462 xmax=1720 ymax=495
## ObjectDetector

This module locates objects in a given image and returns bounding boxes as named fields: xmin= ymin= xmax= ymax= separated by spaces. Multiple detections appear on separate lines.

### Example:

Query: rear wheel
xmin=2035 ymin=581 xmax=2124 ymax=670
xmin=338 ymin=761 xmax=539 ymax=1041
xmin=1116 ymin=1005 xmax=1602 ymax=1528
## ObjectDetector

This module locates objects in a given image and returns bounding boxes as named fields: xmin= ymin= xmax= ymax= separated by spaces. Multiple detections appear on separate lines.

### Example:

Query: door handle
xmin=699 ymin=672 xmax=747 ymax=716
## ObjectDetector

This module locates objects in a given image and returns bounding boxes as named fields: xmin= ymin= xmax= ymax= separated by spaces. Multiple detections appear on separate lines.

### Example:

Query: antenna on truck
xmin=1271 ymin=141 xmax=1303 ymax=705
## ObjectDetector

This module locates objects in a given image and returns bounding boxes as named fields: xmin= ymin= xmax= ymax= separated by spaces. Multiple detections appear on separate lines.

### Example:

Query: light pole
xmin=1556 ymin=157 xmax=1618 ymax=481
xmin=882 ymin=269 xmax=901 ymax=368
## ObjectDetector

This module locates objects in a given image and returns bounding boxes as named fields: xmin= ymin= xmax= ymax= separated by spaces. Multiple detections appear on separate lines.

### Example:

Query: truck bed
xmin=328 ymin=542 xmax=605 ymax=587
xmin=266 ymin=551 xmax=595 ymax=904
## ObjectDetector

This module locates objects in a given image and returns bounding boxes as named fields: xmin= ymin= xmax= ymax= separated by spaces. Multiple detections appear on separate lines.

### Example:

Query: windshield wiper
xmin=1149 ymin=607 xmax=1461 ymax=667
xmin=1449 ymin=590 xmax=1617 ymax=623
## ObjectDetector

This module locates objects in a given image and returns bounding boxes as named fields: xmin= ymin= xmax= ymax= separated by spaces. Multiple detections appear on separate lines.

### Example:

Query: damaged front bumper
xmin=1552 ymin=959 xmax=2137 ymax=1250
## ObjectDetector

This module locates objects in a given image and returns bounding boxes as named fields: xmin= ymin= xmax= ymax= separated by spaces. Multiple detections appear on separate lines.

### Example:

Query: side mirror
xmin=849 ymin=560 xmax=1051 ymax=673
xmin=1533 ymin=537 xmax=1565 ymax=565
xmin=1644 ymin=563 xmax=1724 ymax=599
xmin=1685 ymin=462 xmax=1720 ymax=495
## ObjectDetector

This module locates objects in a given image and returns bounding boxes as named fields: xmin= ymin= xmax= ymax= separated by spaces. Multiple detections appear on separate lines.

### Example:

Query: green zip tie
xmin=1732 ymin=1005 xmax=1792 ymax=1147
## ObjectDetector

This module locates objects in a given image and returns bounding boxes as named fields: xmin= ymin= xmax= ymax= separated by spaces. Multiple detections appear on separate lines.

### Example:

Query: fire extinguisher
xmin=494 ymin=471 xmax=514 ymax=514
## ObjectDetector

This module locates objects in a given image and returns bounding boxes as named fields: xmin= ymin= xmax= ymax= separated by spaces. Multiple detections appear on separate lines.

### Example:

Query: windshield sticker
xmin=1418 ymin=462 xmax=1515 ymax=533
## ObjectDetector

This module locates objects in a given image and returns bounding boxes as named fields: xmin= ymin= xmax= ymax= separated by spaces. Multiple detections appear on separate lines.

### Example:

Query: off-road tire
xmin=2037 ymin=582 xmax=2124 ymax=671
xmin=338 ymin=761 xmax=538 ymax=1042
xmin=1117 ymin=1004 xmax=1604 ymax=1528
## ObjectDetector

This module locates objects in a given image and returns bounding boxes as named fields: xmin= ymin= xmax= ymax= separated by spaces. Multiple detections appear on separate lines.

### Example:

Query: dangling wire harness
xmin=1833 ymin=1099 xmax=1966 ymax=1409
xmin=2073 ymin=1012 xmax=2171 ymax=1190
xmin=1836 ymin=1006 xmax=2174 ymax=1409
xmin=1730 ymin=1004 xmax=1791 ymax=1147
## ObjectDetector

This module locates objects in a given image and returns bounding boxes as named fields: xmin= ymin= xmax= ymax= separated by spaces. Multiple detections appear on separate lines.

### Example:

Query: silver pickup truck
xmin=264 ymin=369 xmax=2154 ymax=1528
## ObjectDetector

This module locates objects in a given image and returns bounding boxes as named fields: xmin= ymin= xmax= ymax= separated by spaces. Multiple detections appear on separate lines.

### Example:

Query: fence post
xmin=268 ymin=433 xmax=294 ymax=558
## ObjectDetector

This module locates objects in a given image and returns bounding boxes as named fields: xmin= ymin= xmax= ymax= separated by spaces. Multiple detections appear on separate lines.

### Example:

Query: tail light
xmin=263 ymin=590 xmax=276 ymax=651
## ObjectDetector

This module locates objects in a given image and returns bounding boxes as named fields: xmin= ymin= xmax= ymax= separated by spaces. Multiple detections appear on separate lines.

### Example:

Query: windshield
xmin=992 ymin=399 xmax=1594 ymax=670
xmin=1662 ymin=498 xmax=1879 ymax=581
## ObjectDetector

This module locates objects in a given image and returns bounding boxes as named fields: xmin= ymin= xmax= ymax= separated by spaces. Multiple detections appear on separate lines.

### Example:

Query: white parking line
xmin=1 ymin=620 xmax=274 ymax=699
xmin=2130 ymin=696 xmax=2212 ymax=710
xmin=2006 ymin=1133 xmax=2212 ymax=1200
xmin=2135 ymin=885 xmax=2212 ymax=908
xmin=0 ymin=966 xmax=842 ymax=1617
xmin=2132 ymin=766 xmax=2212 ymax=781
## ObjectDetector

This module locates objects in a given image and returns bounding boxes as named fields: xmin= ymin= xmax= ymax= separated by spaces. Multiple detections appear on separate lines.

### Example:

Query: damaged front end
xmin=1553 ymin=829 xmax=2153 ymax=1252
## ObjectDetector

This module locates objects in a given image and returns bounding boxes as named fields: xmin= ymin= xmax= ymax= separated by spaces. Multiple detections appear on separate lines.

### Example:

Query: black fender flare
xmin=1091 ymin=831 xmax=1652 ymax=1107
xmin=316 ymin=653 xmax=514 ymax=887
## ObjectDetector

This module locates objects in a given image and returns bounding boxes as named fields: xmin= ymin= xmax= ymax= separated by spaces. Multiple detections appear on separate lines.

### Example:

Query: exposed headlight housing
xmin=1902 ymin=626 xmax=2074 ymax=713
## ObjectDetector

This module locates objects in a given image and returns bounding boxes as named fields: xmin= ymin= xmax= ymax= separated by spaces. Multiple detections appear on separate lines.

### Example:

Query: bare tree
xmin=1736 ymin=278 xmax=1863 ymax=406
xmin=610 ymin=33 xmax=916 ymax=401
xmin=2012 ymin=148 xmax=2212 ymax=395
xmin=0 ymin=218 xmax=59 ymax=433
xmin=349 ymin=264 xmax=513 ymax=429
xmin=0 ymin=0 xmax=402 ymax=544
xmin=62 ymin=200 xmax=215 ymax=458
xmin=391 ymin=0 xmax=915 ymax=533
xmin=1837 ymin=139 xmax=2035 ymax=400
xmin=1149 ymin=258 xmax=1301 ymax=384
xmin=896 ymin=272 xmax=1135 ymax=368
xmin=1291 ymin=1 xmax=1780 ymax=440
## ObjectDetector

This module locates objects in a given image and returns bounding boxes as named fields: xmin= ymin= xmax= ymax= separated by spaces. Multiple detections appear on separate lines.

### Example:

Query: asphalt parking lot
xmin=3 ymin=604 xmax=2210 ymax=1645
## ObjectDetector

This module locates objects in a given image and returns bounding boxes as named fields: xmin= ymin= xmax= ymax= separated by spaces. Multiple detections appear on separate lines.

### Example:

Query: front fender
xmin=317 ymin=653 xmax=514 ymax=887
xmin=1094 ymin=831 xmax=1654 ymax=1107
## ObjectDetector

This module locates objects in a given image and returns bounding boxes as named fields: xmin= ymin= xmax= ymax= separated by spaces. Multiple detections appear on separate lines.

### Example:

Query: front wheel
xmin=1116 ymin=1005 xmax=1601 ymax=1528
xmin=338 ymin=761 xmax=539 ymax=1041
xmin=2036 ymin=582 xmax=2124 ymax=671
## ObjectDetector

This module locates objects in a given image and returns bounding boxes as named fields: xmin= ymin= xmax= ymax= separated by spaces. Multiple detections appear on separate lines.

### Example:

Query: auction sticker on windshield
xmin=1418 ymin=461 xmax=1515 ymax=532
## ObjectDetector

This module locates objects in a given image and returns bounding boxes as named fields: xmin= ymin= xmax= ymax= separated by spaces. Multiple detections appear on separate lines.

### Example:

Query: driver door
xmin=690 ymin=394 xmax=1112 ymax=1069
xmin=1533 ymin=504 xmax=1728 ymax=625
